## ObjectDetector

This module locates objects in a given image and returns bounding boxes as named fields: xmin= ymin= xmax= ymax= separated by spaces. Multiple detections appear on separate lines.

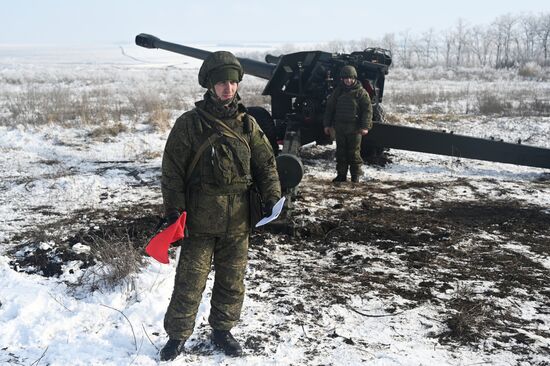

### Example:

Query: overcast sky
xmin=1 ymin=0 xmax=548 ymax=45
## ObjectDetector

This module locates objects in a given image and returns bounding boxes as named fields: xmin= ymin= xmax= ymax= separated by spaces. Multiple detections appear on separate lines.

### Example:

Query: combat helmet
xmin=340 ymin=65 xmax=357 ymax=79
xmin=198 ymin=51 xmax=244 ymax=88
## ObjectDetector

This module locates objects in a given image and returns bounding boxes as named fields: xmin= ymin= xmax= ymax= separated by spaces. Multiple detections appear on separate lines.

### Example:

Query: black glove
xmin=165 ymin=212 xmax=180 ymax=226
xmin=262 ymin=200 xmax=276 ymax=216
xmin=164 ymin=212 xmax=190 ymax=247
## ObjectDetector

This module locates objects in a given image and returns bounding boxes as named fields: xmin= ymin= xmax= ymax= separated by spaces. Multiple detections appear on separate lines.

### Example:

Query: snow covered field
xmin=1 ymin=43 xmax=549 ymax=365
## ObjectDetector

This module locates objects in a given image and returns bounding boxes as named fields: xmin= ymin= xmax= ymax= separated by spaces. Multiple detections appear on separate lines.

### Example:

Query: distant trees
xmin=536 ymin=14 xmax=550 ymax=64
xmin=332 ymin=12 xmax=550 ymax=69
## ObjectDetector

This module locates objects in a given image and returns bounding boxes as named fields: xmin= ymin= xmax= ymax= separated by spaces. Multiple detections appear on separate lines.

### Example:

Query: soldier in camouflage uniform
xmin=159 ymin=51 xmax=281 ymax=361
xmin=323 ymin=65 xmax=372 ymax=183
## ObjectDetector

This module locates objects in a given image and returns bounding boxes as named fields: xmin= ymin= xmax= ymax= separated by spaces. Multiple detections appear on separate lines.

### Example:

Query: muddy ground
xmin=7 ymin=151 xmax=550 ymax=364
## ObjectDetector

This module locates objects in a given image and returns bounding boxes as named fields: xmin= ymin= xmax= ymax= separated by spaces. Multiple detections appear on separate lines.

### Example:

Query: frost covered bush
xmin=239 ymin=78 xmax=270 ymax=109
xmin=518 ymin=62 xmax=542 ymax=79
xmin=389 ymin=66 xmax=517 ymax=82
xmin=4 ymin=85 xmax=128 ymax=127
xmin=0 ymin=65 xmax=272 ymax=129
xmin=517 ymin=98 xmax=550 ymax=116
xmin=3 ymin=62 xmax=549 ymax=128
xmin=477 ymin=94 xmax=510 ymax=115
xmin=88 ymin=122 xmax=129 ymax=139
xmin=385 ymin=67 xmax=550 ymax=117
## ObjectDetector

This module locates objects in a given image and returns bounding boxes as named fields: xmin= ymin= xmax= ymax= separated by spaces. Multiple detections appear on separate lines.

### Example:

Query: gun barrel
xmin=135 ymin=33 xmax=275 ymax=80
xmin=365 ymin=123 xmax=550 ymax=169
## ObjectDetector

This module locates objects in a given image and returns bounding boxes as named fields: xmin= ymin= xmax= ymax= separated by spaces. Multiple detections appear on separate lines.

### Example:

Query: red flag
xmin=145 ymin=212 xmax=187 ymax=264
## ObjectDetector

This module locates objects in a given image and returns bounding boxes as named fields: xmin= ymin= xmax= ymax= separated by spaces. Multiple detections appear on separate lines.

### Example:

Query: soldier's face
xmin=214 ymin=80 xmax=239 ymax=101
xmin=343 ymin=77 xmax=355 ymax=86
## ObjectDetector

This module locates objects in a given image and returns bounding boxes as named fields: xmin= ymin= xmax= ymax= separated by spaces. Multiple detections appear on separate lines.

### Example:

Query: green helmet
xmin=340 ymin=65 xmax=357 ymax=79
xmin=198 ymin=51 xmax=244 ymax=88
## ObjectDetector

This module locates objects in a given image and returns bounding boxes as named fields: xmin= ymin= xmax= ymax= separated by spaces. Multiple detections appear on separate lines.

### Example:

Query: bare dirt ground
xmin=7 ymin=150 xmax=550 ymax=365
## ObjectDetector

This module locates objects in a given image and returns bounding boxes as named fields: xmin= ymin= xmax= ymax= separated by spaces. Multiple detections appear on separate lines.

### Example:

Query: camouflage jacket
xmin=323 ymin=81 xmax=373 ymax=133
xmin=161 ymin=100 xmax=281 ymax=235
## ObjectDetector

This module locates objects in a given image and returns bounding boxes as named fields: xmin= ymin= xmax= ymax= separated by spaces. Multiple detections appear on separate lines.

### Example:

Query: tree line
xmin=327 ymin=13 xmax=550 ymax=69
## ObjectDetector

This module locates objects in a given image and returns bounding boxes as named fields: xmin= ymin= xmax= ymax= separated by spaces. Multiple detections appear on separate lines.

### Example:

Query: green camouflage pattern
xmin=161 ymin=92 xmax=280 ymax=340
xmin=339 ymin=65 xmax=358 ymax=79
xmin=164 ymin=233 xmax=249 ymax=339
xmin=323 ymin=81 xmax=372 ymax=178
xmin=323 ymin=81 xmax=373 ymax=132
xmin=335 ymin=129 xmax=363 ymax=177
xmin=198 ymin=51 xmax=243 ymax=88
xmin=161 ymin=101 xmax=281 ymax=235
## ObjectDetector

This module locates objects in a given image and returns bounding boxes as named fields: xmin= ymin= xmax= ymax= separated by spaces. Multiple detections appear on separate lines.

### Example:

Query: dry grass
xmin=239 ymin=83 xmax=271 ymax=110
xmin=477 ymin=94 xmax=511 ymax=115
xmin=77 ymin=232 xmax=145 ymax=292
xmin=400 ymin=113 xmax=464 ymax=124
xmin=88 ymin=122 xmax=129 ymax=139
xmin=148 ymin=107 xmax=172 ymax=132
xmin=3 ymin=66 xmax=548 ymax=135
xmin=518 ymin=62 xmax=543 ymax=79
xmin=0 ymin=72 xmax=193 ymax=135
xmin=9 ymin=205 xmax=161 ymax=293
xmin=439 ymin=284 xmax=493 ymax=344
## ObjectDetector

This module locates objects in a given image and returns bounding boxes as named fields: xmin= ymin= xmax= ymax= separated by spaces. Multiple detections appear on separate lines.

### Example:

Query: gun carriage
xmin=136 ymin=33 xmax=550 ymax=194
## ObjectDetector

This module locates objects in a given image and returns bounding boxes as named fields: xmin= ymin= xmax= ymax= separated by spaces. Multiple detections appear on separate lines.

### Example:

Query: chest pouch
xmin=210 ymin=136 xmax=248 ymax=186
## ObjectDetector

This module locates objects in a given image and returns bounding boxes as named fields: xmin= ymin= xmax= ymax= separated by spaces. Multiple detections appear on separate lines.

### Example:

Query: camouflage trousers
xmin=164 ymin=233 xmax=249 ymax=340
xmin=335 ymin=131 xmax=363 ymax=177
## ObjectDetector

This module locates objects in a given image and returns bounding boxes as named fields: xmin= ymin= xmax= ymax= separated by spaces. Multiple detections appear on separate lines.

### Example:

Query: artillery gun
xmin=135 ymin=33 xmax=550 ymax=193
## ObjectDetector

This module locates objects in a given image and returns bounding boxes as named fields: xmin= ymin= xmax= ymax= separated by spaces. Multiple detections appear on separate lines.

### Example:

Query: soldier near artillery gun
xmin=323 ymin=65 xmax=373 ymax=183
xmin=136 ymin=33 xmax=550 ymax=196
xmin=159 ymin=51 xmax=281 ymax=361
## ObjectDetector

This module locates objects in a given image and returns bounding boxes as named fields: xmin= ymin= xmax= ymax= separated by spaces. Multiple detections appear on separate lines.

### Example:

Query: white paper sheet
xmin=255 ymin=197 xmax=286 ymax=227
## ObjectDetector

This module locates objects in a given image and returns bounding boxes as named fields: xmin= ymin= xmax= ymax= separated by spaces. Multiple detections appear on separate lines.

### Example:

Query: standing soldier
xmin=323 ymin=65 xmax=373 ymax=183
xmin=159 ymin=51 xmax=281 ymax=361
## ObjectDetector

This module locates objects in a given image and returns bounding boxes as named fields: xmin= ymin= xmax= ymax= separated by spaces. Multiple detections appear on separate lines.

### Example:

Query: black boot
xmin=351 ymin=175 xmax=359 ymax=183
xmin=160 ymin=338 xmax=185 ymax=361
xmin=211 ymin=330 xmax=243 ymax=356
xmin=332 ymin=175 xmax=347 ymax=183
